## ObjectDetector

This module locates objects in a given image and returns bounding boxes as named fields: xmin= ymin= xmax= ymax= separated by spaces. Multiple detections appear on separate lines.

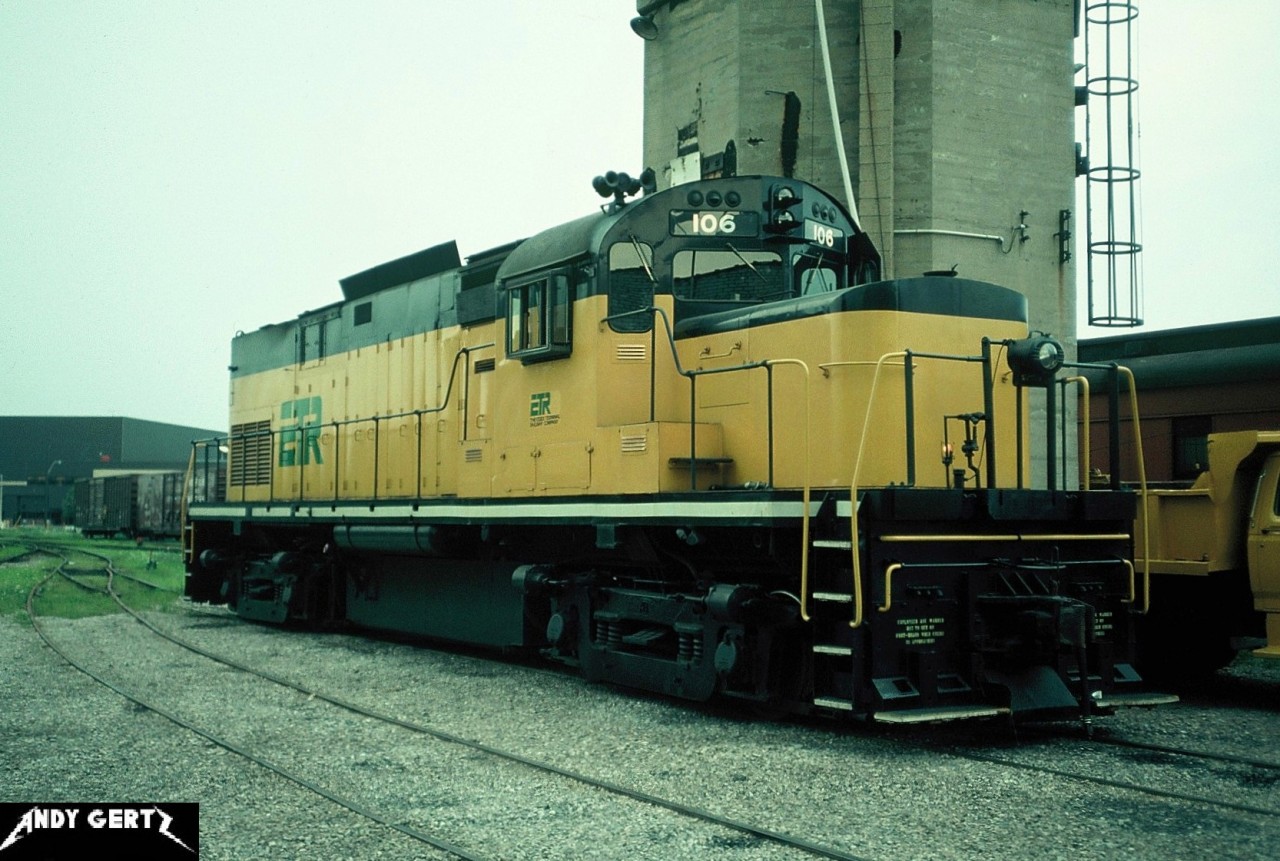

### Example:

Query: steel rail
xmin=23 ymin=547 xmax=492 ymax=861
xmin=67 ymin=544 xmax=877 ymax=861
xmin=117 ymin=611 xmax=874 ymax=861
xmin=937 ymin=746 xmax=1280 ymax=818
xmin=16 ymin=541 xmax=875 ymax=861
xmin=1030 ymin=725 xmax=1280 ymax=773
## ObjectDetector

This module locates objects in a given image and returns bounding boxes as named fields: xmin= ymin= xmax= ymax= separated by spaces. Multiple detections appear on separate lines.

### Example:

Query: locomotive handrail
xmin=763 ymin=358 xmax=813 ymax=619
xmin=817 ymin=358 xmax=917 ymax=484
xmin=317 ymin=342 xmax=493 ymax=504
xmin=182 ymin=437 xmax=232 ymax=557
xmin=842 ymin=347 xmax=992 ymax=627
xmin=1063 ymin=361 xmax=1151 ymax=614
xmin=193 ymin=424 xmax=268 ymax=504
xmin=879 ymin=555 xmax=1137 ymax=615
xmin=878 ymin=563 xmax=904 ymax=613
xmin=606 ymin=306 xmax=822 ymax=598
xmin=602 ymin=306 xmax=666 ymax=424
xmin=603 ymin=306 xmax=778 ymax=491
xmin=1063 ymin=375 xmax=1091 ymax=486
xmin=1120 ymin=558 xmax=1143 ymax=612
xmin=1117 ymin=365 xmax=1150 ymax=614
xmin=817 ymin=359 xmax=913 ymax=377
xmin=180 ymin=446 xmax=198 ymax=562
xmin=192 ymin=344 xmax=493 ymax=507
xmin=846 ymin=350 xmax=909 ymax=627
xmin=184 ymin=436 xmax=232 ymax=505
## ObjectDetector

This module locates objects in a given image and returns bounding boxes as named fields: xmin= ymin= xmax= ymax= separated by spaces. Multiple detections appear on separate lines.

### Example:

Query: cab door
xmin=1247 ymin=452 xmax=1280 ymax=655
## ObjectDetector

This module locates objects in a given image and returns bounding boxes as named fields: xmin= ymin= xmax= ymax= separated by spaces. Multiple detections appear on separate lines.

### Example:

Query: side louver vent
xmin=620 ymin=435 xmax=648 ymax=453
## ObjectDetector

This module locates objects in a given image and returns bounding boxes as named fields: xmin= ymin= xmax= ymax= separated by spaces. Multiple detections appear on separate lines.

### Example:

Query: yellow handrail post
xmin=878 ymin=563 xmax=903 ymax=613
xmin=1063 ymin=375 xmax=1090 ymax=489
xmin=849 ymin=351 xmax=909 ymax=628
xmin=765 ymin=359 xmax=812 ymax=621
xmin=1117 ymin=366 xmax=1151 ymax=614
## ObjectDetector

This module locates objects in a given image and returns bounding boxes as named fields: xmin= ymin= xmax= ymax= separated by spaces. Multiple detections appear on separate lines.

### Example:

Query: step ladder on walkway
xmin=806 ymin=535 xmax=862 ymax=713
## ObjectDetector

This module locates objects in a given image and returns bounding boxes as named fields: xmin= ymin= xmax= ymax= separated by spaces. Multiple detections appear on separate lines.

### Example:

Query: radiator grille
xmin=229 ymin=420 xmax=273 ymax=486
xmin=616 ymin=344 xmax=647 ymax=361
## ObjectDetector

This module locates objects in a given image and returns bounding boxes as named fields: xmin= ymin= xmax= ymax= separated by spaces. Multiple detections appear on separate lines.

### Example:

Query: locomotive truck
xmin=183 ymin=173 xmax=1172 ymax=724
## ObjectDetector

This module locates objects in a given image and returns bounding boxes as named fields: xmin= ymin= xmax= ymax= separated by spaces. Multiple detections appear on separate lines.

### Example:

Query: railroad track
xmin=873 ymin=706 xmax=1280 ymax=820
xmin=26 ymin=562 xmax=487 ymax=859
xmin=925 ymin=739 xmax=1280 ymax=820
xmin=12 ymin=541 xmax=1280 ymax=859
xmin=1061 ymin=726 xmax=1280 ymax=774
xmin=21 ymin=544 xmax=876 ymax=861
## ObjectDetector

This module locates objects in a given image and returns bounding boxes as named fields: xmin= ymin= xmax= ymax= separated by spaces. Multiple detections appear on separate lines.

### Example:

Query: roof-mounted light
xmin=1007 ymin=335 xmax=1065 ymax=387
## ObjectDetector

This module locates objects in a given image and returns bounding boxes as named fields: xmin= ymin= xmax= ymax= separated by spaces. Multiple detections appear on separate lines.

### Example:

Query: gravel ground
xmin=3 ymin=604 xmax=1279 ymax=861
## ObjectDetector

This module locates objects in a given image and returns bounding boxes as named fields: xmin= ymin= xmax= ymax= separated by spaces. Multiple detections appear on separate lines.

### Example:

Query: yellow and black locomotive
xmin=185 ymin=174 xmax=1168 ymax=723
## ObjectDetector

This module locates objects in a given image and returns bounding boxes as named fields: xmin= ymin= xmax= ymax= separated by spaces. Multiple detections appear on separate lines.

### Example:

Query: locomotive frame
xmin=184 ymin=174 xmax=1172 ymax=724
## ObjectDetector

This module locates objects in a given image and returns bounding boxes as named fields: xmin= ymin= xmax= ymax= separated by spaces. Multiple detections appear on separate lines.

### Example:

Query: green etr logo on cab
xmin=530 ymin=391 xmax=559 ymax=427
xmin=279 ymin=396 xmax=323 ymax=466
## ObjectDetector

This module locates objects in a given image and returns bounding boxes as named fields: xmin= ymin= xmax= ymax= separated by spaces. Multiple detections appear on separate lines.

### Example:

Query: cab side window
xmin=506 ymin=271 xmax=571 ymax=363
xmin=794 ymin=249 xmax=843 ymax=296
xmin=608 ymin=241 xmax=655 ymax=333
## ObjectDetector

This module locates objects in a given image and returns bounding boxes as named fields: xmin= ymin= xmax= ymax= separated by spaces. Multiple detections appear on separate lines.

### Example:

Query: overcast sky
xmin=3 ymin=1 xmax=1278 ymax=432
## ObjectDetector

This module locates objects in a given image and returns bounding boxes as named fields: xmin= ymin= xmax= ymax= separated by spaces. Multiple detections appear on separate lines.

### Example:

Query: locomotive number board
xmin=806 ymin=220 xmax=846 ymax=250
xmin=669 ymin=210 xmax=761 ymax=237
xmin=668 ymin=210 xmax=846 ymax=250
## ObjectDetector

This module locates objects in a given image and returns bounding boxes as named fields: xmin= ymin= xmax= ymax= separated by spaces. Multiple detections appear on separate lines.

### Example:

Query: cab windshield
xmin=672 ymin=247 xmax=785 ymax=305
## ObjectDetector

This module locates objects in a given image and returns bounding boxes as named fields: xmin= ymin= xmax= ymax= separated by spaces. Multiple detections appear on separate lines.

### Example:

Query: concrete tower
xmin=634 ymin=0 xmax=1080 ymax=485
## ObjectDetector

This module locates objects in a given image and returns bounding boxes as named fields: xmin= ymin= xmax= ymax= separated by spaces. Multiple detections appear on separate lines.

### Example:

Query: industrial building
xmin=0 ymin=416 xmax=222 ymax=524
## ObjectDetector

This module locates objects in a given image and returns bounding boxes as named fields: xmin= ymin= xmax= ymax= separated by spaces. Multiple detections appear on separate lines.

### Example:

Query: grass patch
xmin=24 ymin=574 xmax=120 ymax=620
xmin=0 ymin=528 xmax=187 ymax=621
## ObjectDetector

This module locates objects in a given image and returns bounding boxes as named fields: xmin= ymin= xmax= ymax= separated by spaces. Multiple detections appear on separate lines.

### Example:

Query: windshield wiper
xmin=629 ymin=232 xmax=656 ymax=283
xmin=725 ymin=243 xmax=768 ymax=283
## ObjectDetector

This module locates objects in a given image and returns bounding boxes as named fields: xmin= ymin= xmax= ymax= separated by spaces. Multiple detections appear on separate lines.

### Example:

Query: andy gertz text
xmin=0 ymin=804 xmax=197 ymax=857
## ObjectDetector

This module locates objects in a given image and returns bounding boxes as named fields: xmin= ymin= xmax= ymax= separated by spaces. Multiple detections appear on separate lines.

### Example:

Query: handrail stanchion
xmin=765 ymin=364 xmax=775 ymax=488
xmin=372 ymin=416 xmax=380 ymax=501
xmin=415 ymin=410 xmax=424 ymax=501
xmin=1064 ymin=376 xmax=1091 ymax=488
xmin=333 ymin=420 xmax=341 ymax=503
xmin=981 ymin=339 xmax=998 ymax=490
xmin=1117 ymin=365 xmax=1150 ymax=613
xmin=848 ymin=351 xmax=909 ymax=628
xmin=689 ymin=375 xmax=697 ymax=491
xmin=903 ymin=350 xmax=916 ymax=487
xmin=765 ymin=359 xmax=811 ymax=620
